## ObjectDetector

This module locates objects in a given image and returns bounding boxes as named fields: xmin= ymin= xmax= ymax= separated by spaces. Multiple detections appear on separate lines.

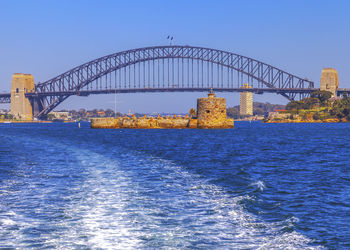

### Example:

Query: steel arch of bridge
xmin=0 ymin=93 xmax=10 ymax=104
xmin=28 ymin=45 xmax=315 ymax=118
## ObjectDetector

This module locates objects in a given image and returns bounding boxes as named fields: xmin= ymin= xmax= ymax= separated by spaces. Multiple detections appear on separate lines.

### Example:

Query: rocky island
xmin=91 ymin=92 xmax=234 ymax=129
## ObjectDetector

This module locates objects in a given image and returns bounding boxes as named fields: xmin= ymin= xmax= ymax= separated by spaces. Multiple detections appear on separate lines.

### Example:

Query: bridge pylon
xmin=10 ymin=73 xmax=35 ymax=120
xmin=240 ymin=83 xmax=253 ymax=116
xmin=320 ymin=68 xmax=339 ymax=97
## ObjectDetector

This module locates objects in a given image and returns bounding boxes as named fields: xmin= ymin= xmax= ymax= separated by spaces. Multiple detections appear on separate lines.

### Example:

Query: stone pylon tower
xmin=240 ymin=83 xmax=253 ymax=116
xmin=320 ymin=68 xmax=339 ymax=97
xmin=10 ymin=73 xmax=35 ymax=120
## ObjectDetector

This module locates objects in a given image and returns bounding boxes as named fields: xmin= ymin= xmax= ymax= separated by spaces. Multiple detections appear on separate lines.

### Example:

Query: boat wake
xmin=0 ymin=134 xmax=323 ymax=249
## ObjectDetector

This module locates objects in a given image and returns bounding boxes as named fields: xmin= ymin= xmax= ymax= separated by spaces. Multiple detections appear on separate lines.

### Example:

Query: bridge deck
xmin=2 ymin=88 xmax=350 ymax=105
xmin=24 ymin=87 xmax=319 ymax=97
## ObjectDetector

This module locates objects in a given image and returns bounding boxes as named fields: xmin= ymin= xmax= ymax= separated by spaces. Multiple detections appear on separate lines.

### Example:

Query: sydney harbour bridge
xmin=0 ymin=45 xmax=341 ymax=119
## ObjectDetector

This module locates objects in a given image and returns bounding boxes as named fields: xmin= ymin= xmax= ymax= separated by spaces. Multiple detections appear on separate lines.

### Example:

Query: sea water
xmin=0 ymin=122 xmax=349 ymax=249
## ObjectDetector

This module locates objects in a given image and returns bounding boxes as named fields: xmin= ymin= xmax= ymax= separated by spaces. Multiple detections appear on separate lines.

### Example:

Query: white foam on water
xmin=1 ymin=135 xmax=142 ymax=249
xmin=67 ymin=147 xmax=325 ymax=248
xmin=0 ymin=217 xmax=16 ymax=226
xmin=154 ymin=157 xmax=323 ymax=249
xmin=0 ymin=134 xmax=325 ymax=249
xmin=57 ymin=144 xmax=324 ymax=249
xmin=44 ymin=149 xmax=144 ymax=249
xmin=0 ymin=209 xmax=43 ymax=248
xmin=250 ymin=180 xmax=266 ymax=191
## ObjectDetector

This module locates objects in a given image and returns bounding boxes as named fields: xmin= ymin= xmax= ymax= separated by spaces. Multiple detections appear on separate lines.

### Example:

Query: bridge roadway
xmin=0 ymin=87 xmax=320 ymax=104
xmin=26 ymin=87 xmax=319 ymax=96
xmin=2 ymin=87 xmax=350 ymax=104
xmin=2 ymin=87 xmax=350 ymax=105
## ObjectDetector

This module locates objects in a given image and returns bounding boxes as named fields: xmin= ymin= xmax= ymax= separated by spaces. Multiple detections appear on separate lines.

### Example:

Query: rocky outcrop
xmin=91 ymin=116 xmax=209 ymax=129
xmin=91 ymin=93 xmax=234 ymax=129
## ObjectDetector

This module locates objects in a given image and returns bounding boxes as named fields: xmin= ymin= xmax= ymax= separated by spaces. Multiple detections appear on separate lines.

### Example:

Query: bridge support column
xmin=240 ymin=83 xmax=253 ymax=116
xmin=30 ymin=96 xmax=44 ymax=119
xmin=10 ymin=73 xmax=35 ymax=120
xmin=320 ymin=68 xmax=339 ymax=97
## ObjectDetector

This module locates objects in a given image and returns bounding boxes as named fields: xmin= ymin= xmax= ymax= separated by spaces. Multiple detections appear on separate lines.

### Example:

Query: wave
xmin=250 ymin=180 xmax=266 ymax=191
xmin=59 ymin=146 xmax=323 ymax=249
xmin=0 ymin=134 xmax=324 ymax=249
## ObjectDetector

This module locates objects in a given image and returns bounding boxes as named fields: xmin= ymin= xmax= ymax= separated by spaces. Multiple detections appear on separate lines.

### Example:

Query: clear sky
xmin=0 ymin=0 xmax=349 ymax=113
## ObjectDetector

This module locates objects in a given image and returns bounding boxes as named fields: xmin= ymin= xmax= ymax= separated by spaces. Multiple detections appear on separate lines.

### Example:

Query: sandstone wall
xmin=320 ymin=68 xmax=339 ymax=97
xmin=197 ymin=93 xmax=233 ymax=128
xmin=91 ymin=117 xmax=121 ymax=128
xmin=91 ymin=117 xmax=215 ymax=129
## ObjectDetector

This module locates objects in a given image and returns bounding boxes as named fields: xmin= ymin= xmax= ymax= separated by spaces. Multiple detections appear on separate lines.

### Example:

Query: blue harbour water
xmin=0 ymin=121 xmax=349 ymax=249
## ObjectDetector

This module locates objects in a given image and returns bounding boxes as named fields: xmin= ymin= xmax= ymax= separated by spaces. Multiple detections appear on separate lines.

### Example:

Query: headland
xmin=264 ymin=90 xmax=350 ymax=123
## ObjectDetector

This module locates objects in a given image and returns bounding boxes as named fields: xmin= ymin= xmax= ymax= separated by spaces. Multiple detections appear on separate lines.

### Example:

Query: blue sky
xmin=0 ymin=0 xmax=349 ymax=113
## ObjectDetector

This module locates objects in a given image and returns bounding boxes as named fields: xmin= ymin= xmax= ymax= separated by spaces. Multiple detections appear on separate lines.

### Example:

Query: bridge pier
xmin=30 ymin=96 xmax=44 ymax=119
xmin=10 ymin=73 xmax=35 ymax=120
xmin=240 ymin=83 xmax=253 ymax=116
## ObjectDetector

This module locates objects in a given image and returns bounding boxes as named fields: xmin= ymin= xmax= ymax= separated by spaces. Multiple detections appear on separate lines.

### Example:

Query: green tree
xmin=310 ymin=90 xmax=332 ymax=105
xmin=302 ymin=97 xmax=320 ymax=110
xmin=47 ymin=113 xmax=55 ymax=120
xmin=253 ymin=107 xmax=265 ymax=116
xmin=105 ymin=109 xmax=114 ymax=117
xmin=313 ymin=112 xmax=321 ymax=120
xmin=286 ymin=101 xmax=302 ymax=111
xmin=4 ymin=113 xmax=13 ymax=120
xmin=227 ymin=107 xmax=239 ymax=119
xmin=78 ymin=109 xmax=86 ymax=118
xmin=92 ymin=109 xmax=98 ymax=116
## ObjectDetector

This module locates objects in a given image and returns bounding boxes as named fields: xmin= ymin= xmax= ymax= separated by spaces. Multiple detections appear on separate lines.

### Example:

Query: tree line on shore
xmin=1 ymin=102 xmax=286 ymax=121
xmin=226 ymin=102 xmax=285 ymax=119
xmin=282 ymin=90 xmax=350 ymax=121
xmin=7 ymin=92 xmax=347 ymax=121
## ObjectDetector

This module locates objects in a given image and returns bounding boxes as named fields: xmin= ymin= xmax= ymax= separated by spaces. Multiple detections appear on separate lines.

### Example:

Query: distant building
xmin=268 ymin=110 xmax=290 ymax=120
xmin=240 ymin=83 xmax=253 ymax=116
xmin=0 ymin=109 xmax=8 ymax=114
xmin=320 ymin=68 xmax=339 ymax=97
xmin=49 ymin=111 xmax=71 ymax=120
xmin=97 ymin=111 xmax=105 ymax=117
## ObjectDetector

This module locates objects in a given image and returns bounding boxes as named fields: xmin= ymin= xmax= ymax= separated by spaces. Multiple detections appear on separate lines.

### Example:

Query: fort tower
xmin=197 ymin=92 xmax=233 ymax=128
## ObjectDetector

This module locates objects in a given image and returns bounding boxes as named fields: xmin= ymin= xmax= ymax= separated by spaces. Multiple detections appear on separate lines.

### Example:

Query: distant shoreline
xmin=263 ymin=118 xmax=345 ymax=123
xmin=0 ymin=120 xmax=78 ymax=124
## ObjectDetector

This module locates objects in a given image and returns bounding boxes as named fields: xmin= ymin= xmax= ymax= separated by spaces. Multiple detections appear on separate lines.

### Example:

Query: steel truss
xmin=0 ymin=94 xmax=10 ymax=104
